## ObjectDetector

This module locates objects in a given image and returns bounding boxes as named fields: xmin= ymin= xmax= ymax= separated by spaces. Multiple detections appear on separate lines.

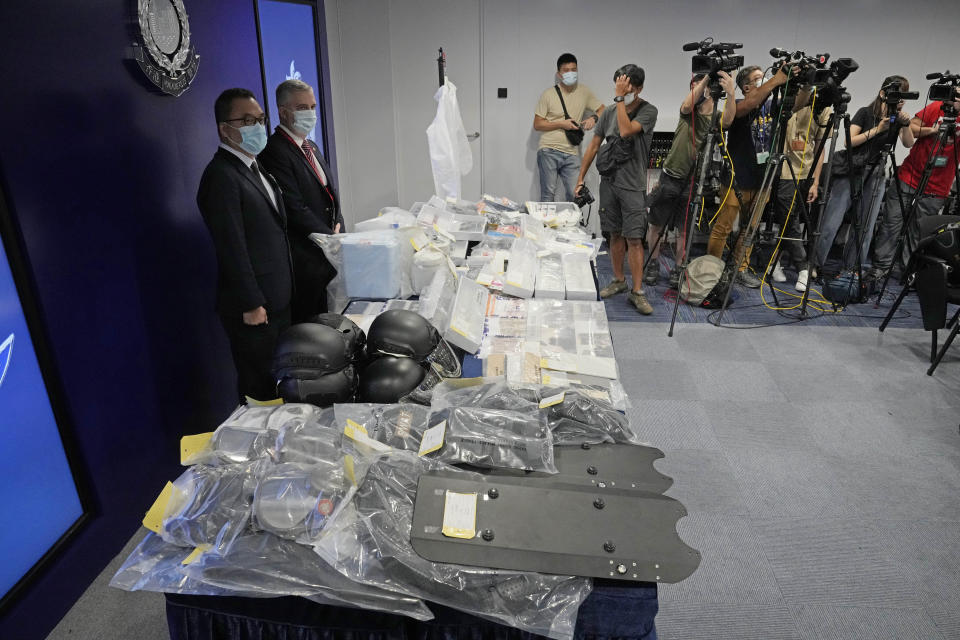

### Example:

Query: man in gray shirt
xmin=577 ymin=64 xmax=658 ymax=314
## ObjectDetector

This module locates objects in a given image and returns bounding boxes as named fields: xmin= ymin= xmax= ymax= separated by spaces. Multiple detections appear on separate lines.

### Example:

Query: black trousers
xmin=219 ymin=306 xmax=291 ymax=403
xmin=291 ymin=239 xmax=337 ymax=322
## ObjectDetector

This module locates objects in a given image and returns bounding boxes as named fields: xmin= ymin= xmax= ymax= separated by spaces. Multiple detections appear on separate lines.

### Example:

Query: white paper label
xmin=441 ymin=491 xmax=477 ymax=539
xmin=418 ymin=420 xmax=446 ymax=456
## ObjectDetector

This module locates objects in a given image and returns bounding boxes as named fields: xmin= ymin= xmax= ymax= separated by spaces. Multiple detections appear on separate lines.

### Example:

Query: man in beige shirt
xmin=533 ymin=53 xmax=604 ymax=201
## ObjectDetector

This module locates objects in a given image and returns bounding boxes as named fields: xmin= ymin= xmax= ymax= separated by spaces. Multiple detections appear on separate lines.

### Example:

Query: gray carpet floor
xmin=47 ymin=323 xmax=960 ymax=640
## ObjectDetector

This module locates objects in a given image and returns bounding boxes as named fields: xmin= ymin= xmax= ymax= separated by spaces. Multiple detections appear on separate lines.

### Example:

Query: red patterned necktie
xmin=301 ymin=140 xmax=326 ymax=186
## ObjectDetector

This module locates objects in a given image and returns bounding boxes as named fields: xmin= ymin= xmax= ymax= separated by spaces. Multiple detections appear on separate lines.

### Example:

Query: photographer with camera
xmin=644 ymin=71 xmax=737 ymax=288
xmin=872 ymin=84 xmax=960 ymax=277
xmin=706 ymin=64 xmax=791 ymax=288
xmin=769 ymin=93 xmax=833 ymax=291
xmin=533 ymin=53 xmax=605 ymax=202
xmin=576 ymin=64 xmax=658 ymax=314
xmin=812 ymin=76 xmax=915 ymax=278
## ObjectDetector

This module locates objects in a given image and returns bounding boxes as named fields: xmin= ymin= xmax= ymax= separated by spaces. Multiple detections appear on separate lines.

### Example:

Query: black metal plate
xmin=411 ymin=471 xmax=700 ymax=583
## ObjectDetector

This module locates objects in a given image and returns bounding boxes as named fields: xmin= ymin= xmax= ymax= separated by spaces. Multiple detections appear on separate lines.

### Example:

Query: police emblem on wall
xmin=132 ymin=0 xmax=199 ymax=96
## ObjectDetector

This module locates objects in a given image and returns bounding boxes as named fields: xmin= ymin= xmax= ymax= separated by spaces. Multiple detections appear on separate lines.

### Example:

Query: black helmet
xmin=272 ymin=323 xmax=354 ymax=380
xmin=358 ymin=356 xmax=426 ymax=403
xmin=307 ymin=313 xmax=366 ymax=361
xmin=277 ymin=365 xmax=357 ymax=407
xmin=366 ymin=310 xmax=439 ymax=361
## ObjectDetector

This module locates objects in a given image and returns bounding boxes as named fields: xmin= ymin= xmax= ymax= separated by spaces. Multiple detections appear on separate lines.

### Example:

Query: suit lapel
xmin=217 ymin=149 xmax=285 ymax=224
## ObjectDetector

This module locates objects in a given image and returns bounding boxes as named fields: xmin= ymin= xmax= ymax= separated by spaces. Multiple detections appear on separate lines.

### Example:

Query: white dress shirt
xmin=218 ymin=142 xmax=278 ymax=210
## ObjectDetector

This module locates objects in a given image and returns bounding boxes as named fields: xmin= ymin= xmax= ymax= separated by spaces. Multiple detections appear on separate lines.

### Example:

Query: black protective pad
xmin=411 ymin=471 xmax=700 ymax=583
xmin=552 ymin=443 xmax=673 ymax=494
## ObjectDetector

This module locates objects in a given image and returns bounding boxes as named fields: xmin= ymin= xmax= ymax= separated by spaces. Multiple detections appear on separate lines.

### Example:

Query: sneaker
xmin=599 ymin=278 xmax=628 ymax=298
xmin=628 ymin=290 xmax=654 ymax=315
xmin=737 ymin=269 xmax=762 ymax=289
xmin=668 ymin=266 xmax=682 ymax=290
xmin=643 ymin=261 xmax=660 ymax=285
xmin=795 ymin=269 xmax=809 ymax=292
xmin=770 ymin=261 xmax=787 ymax=283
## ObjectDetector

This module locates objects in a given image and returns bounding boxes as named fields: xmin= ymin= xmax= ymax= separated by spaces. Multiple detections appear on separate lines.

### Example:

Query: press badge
xmin=933 ymin=155 xmax=948 ymax=168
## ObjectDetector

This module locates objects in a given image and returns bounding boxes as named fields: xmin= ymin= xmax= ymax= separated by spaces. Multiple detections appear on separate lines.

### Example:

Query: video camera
xmin=769 ymin=48 xmax=828 ymax=87
xmin=926 ymin=71 xmax=960 ymax=104
xmin=683 ymin=38 xmax=744 ymax=79
xmin=881 ymin=79 xmax=919 ymax=105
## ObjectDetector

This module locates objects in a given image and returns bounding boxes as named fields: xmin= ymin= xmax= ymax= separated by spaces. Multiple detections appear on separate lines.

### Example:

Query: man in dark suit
xmin=197 ymin=88 xmax=293 ymax=402
xmin=258 ymin=79 xmax=344 ymax=322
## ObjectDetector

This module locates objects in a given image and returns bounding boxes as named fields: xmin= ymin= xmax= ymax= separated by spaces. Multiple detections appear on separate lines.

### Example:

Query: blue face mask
xmin=561 ymin=71 xmax=578 ymax=86
xmin=291 ymin=109 xmax=318 ymax=136
xmin=229 ymin=122 xmax=267 ymax=155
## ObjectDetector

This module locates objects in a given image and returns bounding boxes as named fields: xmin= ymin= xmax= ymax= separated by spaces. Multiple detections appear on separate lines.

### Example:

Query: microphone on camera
xmin=682 ymin=42 xmax=702 ymax=52
xmin=769 ymin=48 xmax=790 ymax=58
xmin=927 ymin=71 xmax=944 ymax=80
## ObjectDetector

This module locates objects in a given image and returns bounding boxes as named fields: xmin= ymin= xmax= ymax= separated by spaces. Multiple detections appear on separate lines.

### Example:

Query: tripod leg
xmin=928 ymin=321 xmax=960 ymax=376
xmin=931 ymin=328 xmax=938 ymax=364
xmin=878 ymin=281 xmax=910 ymax=332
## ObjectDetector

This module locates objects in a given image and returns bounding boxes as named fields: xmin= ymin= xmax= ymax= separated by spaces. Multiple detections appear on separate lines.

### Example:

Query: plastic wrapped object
xmin=207 ymin=404 xmax=325 ymax=465
xmin=358 ymin=356 xmax=427 ymax=403
xmin=444 ymin=275 xmax=489 ymax=354
xmin=480 ymin=194 xmax=523 ymax=213
xmin=427 ymin=405 xmax=556 ymax=472
xmin=341 ymin=231 xmax=405 ymax=299
xmin=417 ymin=204 xmax=487 ymax=241
xmin=334 ymin=403 xmax=431 ymax=451
xmin=502 ymin=237 xmax=538 ymax=299
xmin=354 ymin=207 xmax=418 ymax=232
xmin=313 ymin=451 xmax=592 ymax=640
xmin=412 ymin=246 xmax=447 ymax=295
xmin=252 ymin=459 xmax=352 ymax=543
xmin=111 ymin=532 xmax=434 ymax=620
xmin=160 ymin=463 xmax=256 ymax=554
xmin=562 ymin=253 xmax=597 ymax=301
xmin=529 ymin=301 xmax=618 ymax=380
xmin=184 ymin=532 xmax=433 ymax=619
xmin=524 ymin=201 xmax=583 ymax=229
xmin=313 ymin=230 xmax=415 ymax=309
xmin=536 ymin=254 xmax=566 ymax=299
xmin=110 ymin=532 xmax=241 ymax=596
xmin=274 ymin=409 xmax=342 ymax=465
xmin=516 ymin=385 xmax=640 ymax=445
xmin=418 ymin=267 xmax=457 ymax=333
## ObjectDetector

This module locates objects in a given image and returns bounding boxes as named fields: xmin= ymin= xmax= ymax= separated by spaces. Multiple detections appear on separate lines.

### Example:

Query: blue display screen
xmin=258 ymin=0 xmax=326 ymax=158
xmin=0 ymin=234 xmax=84 ymax=601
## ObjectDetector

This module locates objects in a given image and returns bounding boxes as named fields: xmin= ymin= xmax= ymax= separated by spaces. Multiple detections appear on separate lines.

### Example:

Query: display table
xmin=166 ymin=580 xmax=657 ymax=640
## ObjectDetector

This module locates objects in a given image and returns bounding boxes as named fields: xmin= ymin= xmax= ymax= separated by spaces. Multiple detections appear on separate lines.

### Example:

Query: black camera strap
xmin=554 ymin=85 xmax=573 ymax=121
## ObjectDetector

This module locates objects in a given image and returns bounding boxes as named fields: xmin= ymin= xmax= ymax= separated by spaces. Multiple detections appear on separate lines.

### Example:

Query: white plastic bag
xmin=426 ymin=78 xmax=473 ymax=200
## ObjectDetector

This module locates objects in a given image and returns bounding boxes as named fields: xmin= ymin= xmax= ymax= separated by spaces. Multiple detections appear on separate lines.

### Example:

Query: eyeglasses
xmin=223 ymin=115 xmax=266 ymax=126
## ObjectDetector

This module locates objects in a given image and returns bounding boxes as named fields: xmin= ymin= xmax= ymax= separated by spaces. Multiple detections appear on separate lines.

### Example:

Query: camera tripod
xmin=874 ymin=106 xmax=960 ymax=302
xmin=714 ymin=80 xmax=820 ymax=321
xmin=665 ymin=76 xmax=745 ymax=336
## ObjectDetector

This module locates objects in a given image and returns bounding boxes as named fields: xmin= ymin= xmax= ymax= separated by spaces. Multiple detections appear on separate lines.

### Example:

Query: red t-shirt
xmin=898 ymin=101 xmax=959 ymax=197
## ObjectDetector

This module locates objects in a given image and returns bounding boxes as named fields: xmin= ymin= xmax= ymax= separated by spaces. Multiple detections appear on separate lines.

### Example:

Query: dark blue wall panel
xmin=0 ymin=1 xmax=265 ymax=636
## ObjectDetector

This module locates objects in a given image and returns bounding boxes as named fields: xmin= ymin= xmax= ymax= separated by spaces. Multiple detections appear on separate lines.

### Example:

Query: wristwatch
xmin=613 ymin=96 xmax=625 ymax=103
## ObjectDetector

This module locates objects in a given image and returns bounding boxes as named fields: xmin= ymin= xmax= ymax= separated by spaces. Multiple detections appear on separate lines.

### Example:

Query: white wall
xmin=326 ymin=0 xmax=959 ymax=225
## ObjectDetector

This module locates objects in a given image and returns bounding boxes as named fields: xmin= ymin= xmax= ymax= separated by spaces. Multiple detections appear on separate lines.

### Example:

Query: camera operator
xmin=576 ymin=64 xmax=658 ymax=314
xmin=533 ymin=53 xmax=605 ymax=202
xmin=872 ymin=86 xmax=960 ymax=277
xmin=644 ymin=71 xmax=737 ymax=288
xmin=706 ymin=64 xmax=791 ymax=288
xmin=770 ymin=91 xmax=833 ymax=291
xmin=812 ymin=76 xmax=915 ymax=278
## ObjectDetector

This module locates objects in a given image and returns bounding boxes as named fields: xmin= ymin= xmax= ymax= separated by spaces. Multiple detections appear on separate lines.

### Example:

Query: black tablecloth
xmin=166 ymin=581 xmax=657 ymax=640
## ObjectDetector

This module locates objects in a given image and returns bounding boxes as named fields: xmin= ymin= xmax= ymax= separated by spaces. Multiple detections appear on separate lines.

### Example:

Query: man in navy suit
xmin=259 ymin=79 xmax=344 ymax=322
xmin=197 ymin=88 xmax=292 ymax=402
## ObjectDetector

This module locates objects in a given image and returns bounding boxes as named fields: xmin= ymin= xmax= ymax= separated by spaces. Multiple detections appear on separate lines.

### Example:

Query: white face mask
xmin=291 ymin=109 xmax=317 ymax=136
xmin=623 ymin=92 xmax=636 ymax=105
xmin=561 ymin=71 xmax=578 ymax=86
xmin=754 ymin=78 xmax=762 ymax=88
